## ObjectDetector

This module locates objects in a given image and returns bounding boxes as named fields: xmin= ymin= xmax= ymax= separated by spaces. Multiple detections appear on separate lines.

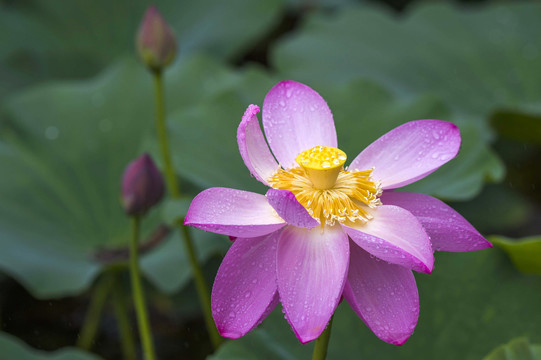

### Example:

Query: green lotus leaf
xmin=0 ymin=332 xmax=103 ymax=360
xmin=0 ymin=0 xmax=285 ymax=98
xmin=483 ymin=338 xmax=541 ymax=360
xmin=491 ymin=111 xmax=541 ymax=146
xmin=0 ymin=55 xmax=234 ymax=298
xmin=490 ymin=236 xmax=541 ymax=276
xmin=273 ymin=2 xmax=541 ymax=119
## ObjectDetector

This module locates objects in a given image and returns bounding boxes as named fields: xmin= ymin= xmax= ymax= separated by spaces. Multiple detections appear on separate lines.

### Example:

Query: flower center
xmin=295 ymin=146 xmax=347 ymax=190
xmin=269 ymin=146 xmax=382 ymax=226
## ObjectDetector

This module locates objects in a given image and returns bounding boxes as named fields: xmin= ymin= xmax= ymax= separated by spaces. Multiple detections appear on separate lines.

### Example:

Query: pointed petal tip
xmin=390 ymin=334 xmax=412 ymax=346
xmin=217 ymin=328 xmax=243 ymax=339
xmin=416 ymin=255 xmax=434 ymax=274
xmin=368 ymin=324 xmax=415 ymax=346
xmin=283 ymin=311 xmax=333 ymax=344
xmin=468 ymin=236 xmax=493 ymax=251
xmin=297 ymin=332 xmax=319 ymax=344
xmin=419 ymin=263 xmax=433 ymax=274
xmin=241 ymin=104 xmax=260 ymax=119
xmin=286 ymin=318 xmax=325 ymax=344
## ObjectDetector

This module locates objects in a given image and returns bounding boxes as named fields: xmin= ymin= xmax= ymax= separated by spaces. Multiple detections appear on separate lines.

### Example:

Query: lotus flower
xmin=185 ymin=81 xmax=491 ymax=345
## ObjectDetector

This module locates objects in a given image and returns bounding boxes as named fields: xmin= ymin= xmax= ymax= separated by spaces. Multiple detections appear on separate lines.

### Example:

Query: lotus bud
xmin=122 ymin=153 xmax=165 ymax=216
xmin=136 ymin=6 xmax=177 ymax=71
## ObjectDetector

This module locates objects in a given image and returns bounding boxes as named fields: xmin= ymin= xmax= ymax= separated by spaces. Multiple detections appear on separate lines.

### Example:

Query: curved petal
xmin=238 ymin=105 xmax=280 ymax=186
xmin=266 ymin=189 xmax=319 ymax=229
xmin=254 ymin=292 xmax=280 ymax=330
xmin=343 ymin=243 xmax=419 ymax=345
xmin=262 ymin=81 xmax=337 ymax=169
xmin=277 ymin=225 xmax=349 ymax=343
xmin=381 ymin=192 xmax=491 ymax=252
xmin=185 ymin=187 xmax=285 ymax=237
xmin=212 ymin=232 xmax=279 ymax=338
xmin=343 ymin=205 xmax=434 ymax=273
xmin=349 ymin=120 xmax=461 ymax=189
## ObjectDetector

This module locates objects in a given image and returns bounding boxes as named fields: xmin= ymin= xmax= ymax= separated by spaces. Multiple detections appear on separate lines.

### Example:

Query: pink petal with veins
xmin=349 ymin=120 xmax=461 ymax=189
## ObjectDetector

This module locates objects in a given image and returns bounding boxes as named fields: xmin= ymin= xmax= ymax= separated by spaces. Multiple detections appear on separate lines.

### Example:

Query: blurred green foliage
xmin=0 ymin=332 xmax=103 ymax=360
xmin=483 ymin=338 xmax=541 ymax=360
xmin=0 ymin=0 xmax=540 ymax=359
xmin=491 ymin=236 xmax=541 ymax=275
xmin=0 ymin=0 xmax=284 ymax=99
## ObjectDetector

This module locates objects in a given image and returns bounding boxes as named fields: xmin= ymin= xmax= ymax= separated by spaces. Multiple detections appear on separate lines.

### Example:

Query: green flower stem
xmin=77 ymin=272 xmax=115 ymax=350
xmin=151 ymin=68 xmax=221 ymax=349
xmin=312 ymin=315 xmax=334 ymax=360
xmin=180 ymin=221 xmax=223 ymax=349
xmin=112 ymin=275 xmax=137 ymax=360
xmin=152 ymin=69 xmax=180 ymax=198
xmin=129 ymin=216 xmax=157 ymax=360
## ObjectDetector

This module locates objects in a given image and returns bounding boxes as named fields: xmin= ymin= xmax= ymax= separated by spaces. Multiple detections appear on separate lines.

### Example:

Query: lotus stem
xmin=312 ymin=315 xmax=334 ymax=360
xmin=129 ymin=216 xmax=157 ymax=360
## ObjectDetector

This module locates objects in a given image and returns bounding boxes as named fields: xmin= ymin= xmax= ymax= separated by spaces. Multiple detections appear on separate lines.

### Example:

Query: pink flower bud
xmin=122 ymin=153 xmax=165 ymax=216
xmin=136 ymin=6 xmax=177 ymax=71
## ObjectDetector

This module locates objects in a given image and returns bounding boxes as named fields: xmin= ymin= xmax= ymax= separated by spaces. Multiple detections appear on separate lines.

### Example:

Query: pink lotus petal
xmin=277 ymin=226 xmax=349 ymax=343
xmin=212 ymin=233 xmax=279 ymax=338
xmin=343 ymin=205 xmax=434 ymax=273
xmin=344 ymin=243 xmax=419 ymax=345
xmin=185 ymin=187 xmax=285 ymax=237
xmin=266 ymin=189 xmax=319 ymax=229
xmin=238 ymin=105 xmax=280 ymax=186
xmin=254 ymin=292 xmax=280 ymax=329
xmin=381 ymin=192 xmax=492 ymax=252
xmin=349 ymin=120 xmax=461 ymax=189
xmin=262 ymin=81 xmax=337 ymax=169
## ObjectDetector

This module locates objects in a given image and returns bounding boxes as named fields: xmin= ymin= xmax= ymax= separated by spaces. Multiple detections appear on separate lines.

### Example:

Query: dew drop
xmin=45 ymin=126 xmax=59 ymax=140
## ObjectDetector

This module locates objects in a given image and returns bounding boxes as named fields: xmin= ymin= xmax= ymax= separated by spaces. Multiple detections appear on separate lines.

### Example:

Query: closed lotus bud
xmin=122 ymin=153 xmax=165 ymax=216
xmin=136 ymin=6 xmax=177 ymax=71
